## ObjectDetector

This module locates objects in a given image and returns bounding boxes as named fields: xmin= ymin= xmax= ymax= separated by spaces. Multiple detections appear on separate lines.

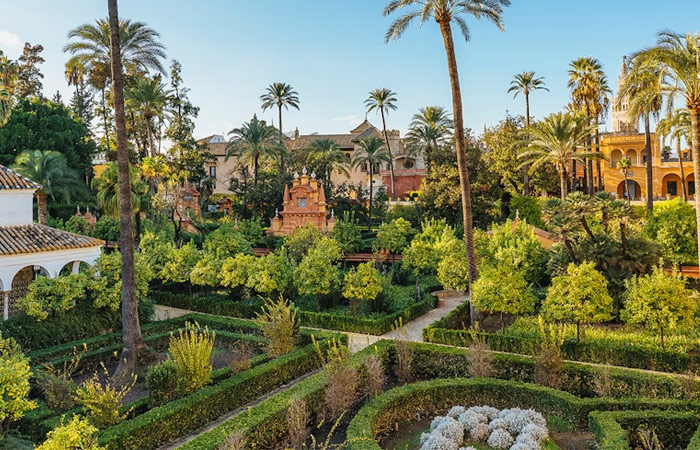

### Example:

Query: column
xmin=3 ymin=291 xmax=8 ymax=321
xmin=72 ymin=261 xmax=81 ymax=275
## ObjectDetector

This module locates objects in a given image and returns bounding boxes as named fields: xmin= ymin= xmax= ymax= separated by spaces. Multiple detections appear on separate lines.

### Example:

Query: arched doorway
xmin=617 ymin=180 xmax=642 ymax=201
xmin=59 ymin=261 xmax=91 ymax=277
xmin=8 ymin=265 xmax=49 ymax=318
xmin=661 ymin=173 xmax=683 ymax=197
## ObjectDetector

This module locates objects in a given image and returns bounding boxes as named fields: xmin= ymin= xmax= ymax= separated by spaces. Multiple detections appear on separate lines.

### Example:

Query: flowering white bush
xmin=417 ymin=405 xmax=549 ymax=450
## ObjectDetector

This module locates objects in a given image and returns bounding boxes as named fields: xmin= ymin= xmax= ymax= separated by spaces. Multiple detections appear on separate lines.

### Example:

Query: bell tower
xmin=611 ymin=56 xmax=638 ymax=133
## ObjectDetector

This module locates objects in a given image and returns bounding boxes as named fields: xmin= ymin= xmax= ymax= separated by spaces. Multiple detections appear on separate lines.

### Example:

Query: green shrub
xmin=256 ymin=297 xmax=299 ymax=357
xmin=168 ymin=322 xmax=215 ymax=395
xmin=589 ymin=410 xmax=699 ymax=450
xmin=146 ymin=361 xmax=180 ymax=408
xmin=75 ymin=374 xmax=134 ymax=429
xmin=35 ymin=415 xmax=103 ymax=450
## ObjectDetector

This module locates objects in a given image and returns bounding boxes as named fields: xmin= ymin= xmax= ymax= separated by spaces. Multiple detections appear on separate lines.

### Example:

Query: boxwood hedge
xmin=588 ymin=410 xmax=700 ymax=450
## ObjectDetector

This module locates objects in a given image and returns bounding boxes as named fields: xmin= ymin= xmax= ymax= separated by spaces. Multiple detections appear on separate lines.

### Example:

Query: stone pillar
xmin=72 ymin=261 xmax=81 ymax=275
xmin=3 ymin=291 xmax=8 ymax=321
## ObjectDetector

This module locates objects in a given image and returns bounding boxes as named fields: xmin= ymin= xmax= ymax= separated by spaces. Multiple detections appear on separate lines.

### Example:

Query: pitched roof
xmin=0 ymin=224 xmax=103 ymax=256
xmin=0 ymin=164 xmax=42 ymax=191
xmin=351 ymin=126 xmax=381 ymax=143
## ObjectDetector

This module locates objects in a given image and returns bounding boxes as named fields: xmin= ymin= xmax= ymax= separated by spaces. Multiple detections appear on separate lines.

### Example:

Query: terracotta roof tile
xmin=0 ymin=224 xmax=103 ymax=256
xmin=0 ymin=164 xmax=42 ymax=190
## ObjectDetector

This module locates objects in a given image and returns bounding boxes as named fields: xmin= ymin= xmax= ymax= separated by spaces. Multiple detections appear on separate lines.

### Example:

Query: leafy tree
xmin=437 ymin=250 xmax=469 ymax=291
xmin=351 ymin=136 xmax=391 ymax=230
xmin=15 ymin=42 xmax=45 ymax=99
xmin=220 ymin=253 xmax=257 ymax=290
xmin=189 ymin=252 xmax=224 ymax=288
xmin=202 ymin=223 xmax=252 ymax=259
xmin=0 ymin=98 xmax=97 ymax=178
xmin=0 ymin=86 xmax=10 ymax=126
xmin=294 ymin=237 xmax=342 ymax=311
xmin=92 ymin=162 xmax=149 ymax=239
xmin=365 ymin=88 xmax=398 ymax=199
xmin=125 ymin=76 xmax=170 ymax=159
xmin=403 ymin=219 xmax=461 ymax=276
xmin=330 ymin=211 xmax=364 ymax=254
xmin=385 ymin=0 xmax=510 ymax=327
xmin=91 ymin=251 xmax=153 ymax=311
xmin=374 ymin=217 xmax=415 ymax=260
xmin=0 ymin=332 xmax=36 ymax=437
xmin=247 ymin=252 xmax=294 ymax=298
xmin=93 ymin=215 xmax=121 ymax=241
xmin=508 ymin=71 xmax=548 ymax=195
xmin=541 ymin=261 xmax=613 ymax=340
xmin=66 ymin=61 xmax=94 ymax=132
xmin=644 ymin=198 xmax=697 ymax=265
xmin=622 ymin=267 xmax=698 ymax=350
xmin=139 ymin=231 xmax=175 ymax=277
xmin=471 ymin=264 xmax=536 ymax=332
xmin=16 ymin=274 xmax=87 ymax=320
xmin=475 ymin=219 xmax=547 ymax=285
xmin=307 ymin=139 xmax=349 ymax=190
xmin=161 ymin=241 xmax=201 ymax=284
xmin=12 ymin=150 xmax=83 ymax=224
xmin=508 ymin=194 xmax=544 ymax=227
xmin=342 ymin=262 xmax=383 ymax=316
xmin=260 ymin=82 xmax=299 ymax=172
xmin=282 ymin=223 xmax=323 ymax=263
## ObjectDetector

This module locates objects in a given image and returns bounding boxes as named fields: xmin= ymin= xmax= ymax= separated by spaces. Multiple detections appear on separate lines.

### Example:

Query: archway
xmin=661 ymin=173 xmax=683 ymax=197
xmin=625 ymin=149 xmax=638 ymax=166
xmin=609 ymin=149 xmax=623 ymax=167
xmin=617 ymin=180 xmax=642 ymax=201
xmin=59 ymin=261 xmax=91 ymax=277
xmin=8 ymin=265 xmax=49 ymax=318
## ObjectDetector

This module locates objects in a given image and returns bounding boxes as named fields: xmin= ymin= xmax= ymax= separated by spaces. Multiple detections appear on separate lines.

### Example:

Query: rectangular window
xmin=209 ymin=166 xmax=216 ymax=178
xmin=667 ymin=181 xmax=678 ymax=196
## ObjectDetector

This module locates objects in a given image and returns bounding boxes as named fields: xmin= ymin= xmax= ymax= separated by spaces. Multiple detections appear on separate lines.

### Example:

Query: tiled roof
xmin=0 ymin=164 xmax=42 ymax=190
xmin=0 ymin=224 xmax=103 ymax=256
xmin=288 ymin=134 xmax=357 ymax=150
xmin=351 ymin=127 xmax=381 ymax=143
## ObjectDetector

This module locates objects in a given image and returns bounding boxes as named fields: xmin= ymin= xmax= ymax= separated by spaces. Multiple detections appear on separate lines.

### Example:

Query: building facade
xmin=200 ymin=120 xmax=425 ymax=199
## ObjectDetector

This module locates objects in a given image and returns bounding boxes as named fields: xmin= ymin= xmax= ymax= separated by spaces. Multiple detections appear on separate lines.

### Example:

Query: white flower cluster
xmin=418 ymin=406 xmax=548 ymax=450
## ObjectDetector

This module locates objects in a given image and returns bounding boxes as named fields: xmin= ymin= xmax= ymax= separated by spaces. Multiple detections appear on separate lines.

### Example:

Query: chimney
xmin=294 ymin=127 xmax=300 ymax=140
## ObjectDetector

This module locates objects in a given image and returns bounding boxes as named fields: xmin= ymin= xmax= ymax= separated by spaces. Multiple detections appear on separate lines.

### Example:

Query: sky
xmin=1 ymin=0 xmax=700 ymax=141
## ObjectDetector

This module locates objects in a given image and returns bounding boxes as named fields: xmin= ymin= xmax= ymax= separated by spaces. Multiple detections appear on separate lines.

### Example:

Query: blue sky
xmin=1 ymin=1 xmax=699 ymax=140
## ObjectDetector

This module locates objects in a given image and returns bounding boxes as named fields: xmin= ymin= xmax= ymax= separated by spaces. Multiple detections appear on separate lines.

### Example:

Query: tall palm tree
xmin=384 ymin=0 xmax=510 ymax=327
xmin=260 ymin=82 xmax=299 ymax=173
xmin=107 ymin=0 xmax=146 ymax=378
xmin=507 ymin=71 xmax=548 ymax=195
xmin=64 ymin=17 xmax=166 ymax=152
xmin=351 ymin=136 xmax=391 ymax=230
xmin=365 ymin=88 xmax=398 ymax=199
xmin=519 ymin=112 xmax=598 ymax=200
xmin=0 ymin=53 xmax=18 ymax=96
xmin=618 ymin=56 xmax=665 ymax=213
xmin=568 ymin=57 xmax=611 ymax=195
xmin=92 ymin=162 xmax=149 ymax=216
xmin=307 ymin=138 xmax=349 ymax=188
xmin=405 ymin=105 xmax=453 ymax=174
xmin=657 ymin=108 xmax=691 ymax=200
xmin=126 ymin=76 xmax=170 ymax=158
xmin=616 ymin=157 xmax=632 ymax=202
xmin=636 ymin=31 xmax=700 ymax=265
xmin=12 ymin=150 xmax=82 ymax=225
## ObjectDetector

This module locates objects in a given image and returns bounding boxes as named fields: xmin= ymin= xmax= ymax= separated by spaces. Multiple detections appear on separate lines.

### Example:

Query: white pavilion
xmin=0 ymin=164 xmax=103 ymax=320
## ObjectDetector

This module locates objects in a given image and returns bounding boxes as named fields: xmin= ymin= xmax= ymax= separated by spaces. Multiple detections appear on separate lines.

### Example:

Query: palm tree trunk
xmin=108 ymin=0 xmax=147 ymax=379
xmin=36 ymin=191 xmax=48 ymax=225
xmin=690 ymin=108 xmax=700 ymax=268
xmin=678 ymin=137 xmax=688 ymax=201
xmin=559 ymin=168 xmax=567 ymax=200
xmin=572 ymin=158 xmax=578 ymax=192
xmin=438 ymin=20 xmax=479 ymax=327
xmin=623 ymin=173 xmax=629 ymax=203
xmin=644 ymin=114 xmax=653 ymax=213
xmin=102 ymin=87 xmax=110 ymax=151
xmin=146 ymin=117 xmax=155 ymax=158
xmin=595 ymin=128 xmax=603 ymax=191
xmin=523 ymin=92 xmax=531 ymax=196
xmin=368 ymin=164 xmax=373 ymax=231
xmin=380 ymin=109 xmax=396 ymax=200
xmin=586 ymin=106 xmax=594 ymax=196
xmin=278 ymin=105 xmax=285 ymax=174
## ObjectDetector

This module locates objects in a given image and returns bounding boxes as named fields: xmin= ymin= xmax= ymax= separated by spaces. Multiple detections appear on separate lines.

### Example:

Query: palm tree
xmin=405 ymin=105 xmax=453 ymax=174
xmin=617 ymin=157 xmax=632 ymax=203
xmin=260 ymin=82 xmax=299 ymax=172
xmin=12 ymin=150 xmax=82 ymax=225
xmin=507 ymin=71 xmax=548 ymax=195
xmin=634 ymin=31 xmax=700 ymax=265
xmin=0 ymin=53 xmax=18 ymax=95
xmin=351 ymin=136 xmax=391 ymax=230
xmin=384 ymin=0 xmax=510 ymax=327
xmin=126 ymin=76 xmax=170 ymax=158
xmin=618 ymin=56 xmax=665 ymax=213
xmin=365 ymin=88 xmax=398 ymax=199
xmin=0 ymin=87 xmax=10 ymax=126
xmin=64 ymin=17 xmax=166 ymax=152
xmin=92 ymin=162 xmax=149 ymax=216
xmin=107 ymin=0 xmax=146 ymax=378
xmin=568 ymin=57 xmax=611 ymax=195
xmin=519 ymin=112 xmax=598 ymax=200
xmin=564 ymin=192 xmax=595 ymax=239
xmin=307 ymin=138 xmax=349 ymax=188
xmin=658 ymin=108 xmax=691 ymax=201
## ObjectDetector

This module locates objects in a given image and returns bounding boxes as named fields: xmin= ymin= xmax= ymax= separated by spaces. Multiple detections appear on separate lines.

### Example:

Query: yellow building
xmin=599 ymin=58 xmax=694 ymax=200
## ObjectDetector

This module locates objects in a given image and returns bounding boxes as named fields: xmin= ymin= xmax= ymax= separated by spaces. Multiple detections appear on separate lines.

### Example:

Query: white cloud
xmin=0 ymin=29 xmax=21 ymax=51
xmin=332 ymin=114 xmax=363 ymax=126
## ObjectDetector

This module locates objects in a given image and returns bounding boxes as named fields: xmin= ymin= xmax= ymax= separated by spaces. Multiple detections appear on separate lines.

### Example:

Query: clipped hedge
xmin=97 ymin=332 xmax=346 ymax=450
xmin=423 ymin=301 xmax=699 ymax=374
xmin=589 ymin=410 xmax=700 ymax=450
xmin=344 ymin=378 xmax=696 ymax=450
xmin=153 ymin=289 xmax=438 ymax=335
